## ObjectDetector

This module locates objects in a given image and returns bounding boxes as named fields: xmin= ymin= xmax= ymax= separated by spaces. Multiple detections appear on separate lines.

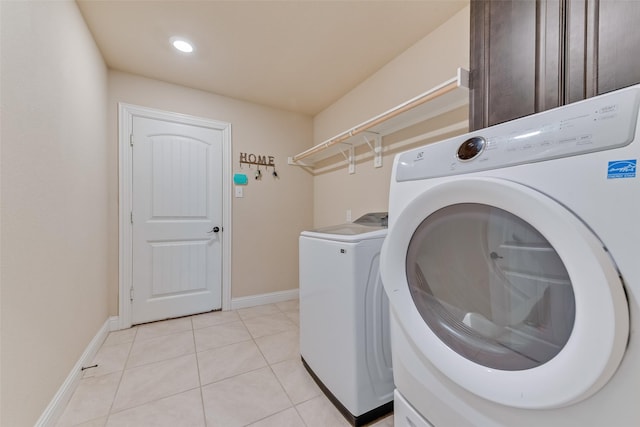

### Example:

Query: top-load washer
xmin=381 ymin=85 xmax=640 ymax=426
xmin=300 ymin=213 xmax=393 ymax=426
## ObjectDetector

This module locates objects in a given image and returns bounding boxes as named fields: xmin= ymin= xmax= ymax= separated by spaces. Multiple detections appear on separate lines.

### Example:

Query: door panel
xmin=151 ymin=241 xmax=209 ymax=295
xmin=595 ymin=0 xmax=640 ymax=95
xmin=471 ymin=0 xmax=557 ymax=130
xmin=132 ymin=116 xmax=223 ymax=324
xmin=486 ymin=0 xmax=538 ymax=126
xmin=151 ymin=135 xmax=209 ymax=217
xmin=471 ymin=0 xmax=640 ymax=130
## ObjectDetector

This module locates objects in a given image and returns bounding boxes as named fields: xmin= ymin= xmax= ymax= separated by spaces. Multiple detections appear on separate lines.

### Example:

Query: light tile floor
xmin=57 ymin=300 xmax=394 ymax=427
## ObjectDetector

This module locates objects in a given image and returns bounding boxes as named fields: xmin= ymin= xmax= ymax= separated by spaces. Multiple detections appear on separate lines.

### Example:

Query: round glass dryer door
xmin=381 ymin=177 xmax=629 ymax=409
xmin=406 ymin=203 xmax=575 ymax=371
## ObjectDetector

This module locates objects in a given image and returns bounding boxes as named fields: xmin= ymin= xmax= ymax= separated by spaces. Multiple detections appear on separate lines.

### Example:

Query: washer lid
xmin=353 ymin=212 xmax=388 ymax=227
xmin=313 ymin=223 xmax=382 ymax=235
xmin=381 ymin=177 xmax=629 ymax=409
xmin=301 ymin=212 xmax=388 ymax=241
xmin=301 ymin=224 xmax=387 ymax=242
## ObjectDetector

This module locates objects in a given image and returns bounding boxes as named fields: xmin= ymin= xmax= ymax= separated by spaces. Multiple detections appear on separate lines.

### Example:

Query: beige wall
xmin=312 ymin=5 xmax=470 ymax=227
xmin=0 ymin=2 xmax=467 ymax=423
xmin=0 ymin=1 xmax=110 ymax=425
xmin=108 ymin=72 xmax=314 ymax=306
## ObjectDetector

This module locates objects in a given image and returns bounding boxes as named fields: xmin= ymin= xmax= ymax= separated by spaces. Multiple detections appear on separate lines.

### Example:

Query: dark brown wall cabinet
xmin=470 ymin=0 xmax=640 ymax=131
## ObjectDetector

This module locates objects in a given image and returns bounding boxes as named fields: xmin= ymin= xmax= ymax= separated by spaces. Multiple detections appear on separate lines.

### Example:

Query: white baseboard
xmin=35 ymin=316 xmax=119 ymax=427
xmin=108 ymin=315 xmax=121 ymax=332
xmin=230 ymin=288 xmax=299 ymax=310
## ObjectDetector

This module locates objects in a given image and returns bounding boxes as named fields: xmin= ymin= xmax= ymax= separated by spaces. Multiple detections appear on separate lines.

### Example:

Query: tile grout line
xmin=191 ymin=316 xmax=210 ymax=427
xmin=238 ymin=303 xmax=309 ymax=427
xmin=59 ymin=328 xmax=139 ymax=426
xmin=103 ymin=326 xmax=138 ymax=424
xmin=195 ymin=309 xmax=290 ymax=425
xmin=280 ymin=301 xmax=313 ymax=427
xmin=61 ymin=303 xmax=303 ymax=426
xmin=105 ymin=319 xmax=204 ymax=422
xmin=283 ymin=327 xmax=311 ymax=425
xmin=248 ymin=304 xmax=311 ymax=427
xmin=103 ymin=323 xmax=197 ymax=419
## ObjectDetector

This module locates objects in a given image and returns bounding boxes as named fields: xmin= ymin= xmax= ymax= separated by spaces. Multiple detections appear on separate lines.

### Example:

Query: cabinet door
xmin=470 ymin=0 xmax=564 ymax=130
xmin=470 ymin=0 xmax=640 ymax=131
xmin=566 ymin=0 xmax=640 ymax=102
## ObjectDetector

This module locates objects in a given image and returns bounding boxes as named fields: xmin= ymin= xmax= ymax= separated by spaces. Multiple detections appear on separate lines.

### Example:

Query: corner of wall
xmin=310 ymin=5 xmax=470 ymax=228
xmin=1 ymin=0 xmax=111 ymax=424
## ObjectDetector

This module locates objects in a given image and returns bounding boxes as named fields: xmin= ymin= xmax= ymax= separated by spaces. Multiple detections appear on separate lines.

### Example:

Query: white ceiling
xmin=77 ymin=0 xmax=468 ymax=116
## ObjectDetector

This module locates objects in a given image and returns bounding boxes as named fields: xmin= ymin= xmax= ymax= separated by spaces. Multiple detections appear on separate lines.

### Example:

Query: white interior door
xmin=131 ymin=116 xmax=223 ymax=324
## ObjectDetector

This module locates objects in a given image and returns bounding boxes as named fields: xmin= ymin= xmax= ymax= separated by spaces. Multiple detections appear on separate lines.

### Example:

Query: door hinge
xmin=129 ymin=287 xmax=134 ymax=302
xmin=130 ymin=211 xmax=133 ymax=224
xmin=129 ymin=134 xmax=134 ymax=147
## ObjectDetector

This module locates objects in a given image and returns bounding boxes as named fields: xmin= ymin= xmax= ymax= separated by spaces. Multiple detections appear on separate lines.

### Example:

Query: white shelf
xmin=288 ymin=68 xmax=470 ymax=170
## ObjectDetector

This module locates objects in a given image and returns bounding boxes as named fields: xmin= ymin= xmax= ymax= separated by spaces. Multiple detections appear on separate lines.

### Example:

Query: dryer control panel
xmin=396 ymin=86 xmax=640 ymax=181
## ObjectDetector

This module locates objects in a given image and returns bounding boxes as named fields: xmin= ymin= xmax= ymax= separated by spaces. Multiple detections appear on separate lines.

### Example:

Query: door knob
xmin=208 ymin=226 xmax=221 ymax=233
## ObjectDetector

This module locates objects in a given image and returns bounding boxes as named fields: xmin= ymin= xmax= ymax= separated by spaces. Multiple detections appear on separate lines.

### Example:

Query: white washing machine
xmin=380 ymin=85 xmax=640 ymax=426
xmin=300 ymin=213 xmax=394 ymax=426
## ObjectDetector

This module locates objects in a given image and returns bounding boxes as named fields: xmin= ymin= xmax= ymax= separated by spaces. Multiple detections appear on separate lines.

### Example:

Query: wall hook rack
xmin=240 ymin=152 xmax=276 ymax=169
xmin=240 ymin=152 xmax=279 ymax=180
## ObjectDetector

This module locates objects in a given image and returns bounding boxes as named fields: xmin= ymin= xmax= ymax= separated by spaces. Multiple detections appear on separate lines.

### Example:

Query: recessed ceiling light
xmin=171 ymin=37 xmax=194 ymax=53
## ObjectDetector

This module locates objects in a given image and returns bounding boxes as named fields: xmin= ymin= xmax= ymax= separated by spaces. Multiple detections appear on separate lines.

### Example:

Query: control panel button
xmin=457 ymin=136 xmax=486 ymax=161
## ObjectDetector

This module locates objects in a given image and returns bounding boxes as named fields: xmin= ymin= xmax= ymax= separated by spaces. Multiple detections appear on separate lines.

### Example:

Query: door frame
xmin=118 ymin=103 xmax=232 ymax=329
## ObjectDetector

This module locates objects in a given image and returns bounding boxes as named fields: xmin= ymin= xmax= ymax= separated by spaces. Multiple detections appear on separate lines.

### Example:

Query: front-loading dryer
xmin=381 ymin=85 xmax=640 ymax=426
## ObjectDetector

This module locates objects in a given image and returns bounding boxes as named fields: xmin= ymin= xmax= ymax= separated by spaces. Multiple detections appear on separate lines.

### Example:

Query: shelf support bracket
xmin=362 ymin=133 xmax=382 ymax=168
xmin=337 ymin=144 xmax=355 ymax=174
